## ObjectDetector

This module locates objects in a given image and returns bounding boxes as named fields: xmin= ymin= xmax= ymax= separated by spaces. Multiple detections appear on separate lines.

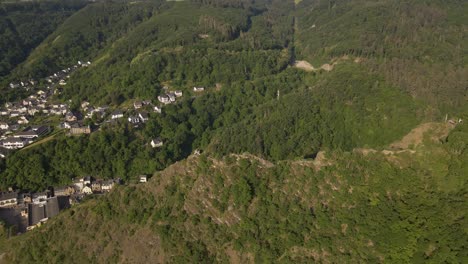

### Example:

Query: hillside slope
xmin=1 ymin=122 xmax=467 ymax=263
xmin=0 ymin=0 xmax=86 ymax=79
xmin=295 ymin=0 xmax=468 ymax=110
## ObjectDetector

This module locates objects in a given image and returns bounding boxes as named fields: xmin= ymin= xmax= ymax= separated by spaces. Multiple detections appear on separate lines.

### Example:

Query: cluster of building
xmin=8 ymin=79 xmax=37 ymax=91
xmin=69 ymin=176 xmax=121 ymax=195
xmin=157 ymin=89 xmax=183 ymax=105
xmin=0 ymin=89 xmax=62 ymax=123
xmin=2 ymin=66 xmax=206 ymax=157
xmin=0 ymin=61 xmax=95 ymax=154
xmin=0 ymin=125 xmax=49 ymax=150
xmin=0 ymin=175 xmax=121 ymax=232
xmin=44 ymin=60 xmax=91 ymax=86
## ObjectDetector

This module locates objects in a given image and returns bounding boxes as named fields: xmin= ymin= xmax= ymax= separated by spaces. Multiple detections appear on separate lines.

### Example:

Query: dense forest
xmin=0 ymin=0 xmax=466 ymax=262
xmin=0 ymin=0 xmax=86 ymax=79
xmin=295 ymin=0 xmax=467 ymax=110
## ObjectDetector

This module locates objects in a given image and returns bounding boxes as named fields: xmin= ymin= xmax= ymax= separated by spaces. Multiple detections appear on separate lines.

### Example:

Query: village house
xmin=2 ymin=137 xmax=28 ymax=149
xmin=10 ymin=111 xmax=20 ymax=117
xmin=18 ymin=193 xmax=32 ymax=204
xmin=193 ymin=86 xmax=205 ymax=92
xmin=101 ymin=180 xmax=116 ymax=192
xmin=9 ymin=124 xmax=19 ymax=131
xmin=59 ymin=122 xmax=72 ymax=129
xmin=91 ymin=181 xmax=102 ymax=193
xmin=65 ymin=112 xmax=78 ymax=122
xmin=142 ymin=100 xmax=152 ymax=105
xmin=85 ymin=106 xmax=95 ymax=118
xmin=27 ymin=197 xmax=59 ymax=229
xmin=0 ymin=110 xmax=8 ymax=116
xmin=134 ymin=101 xmax=143 ymax=109
xmin=151 ymin=138 xmax=163 ymax=148
xmin=32 ymin=192 xmax=48 ymax=204
xmin=139 ymin=175 xmax=148 ymax=183
xmin=81 ymin=101 xmax=90 ymax=110
xmin=14 ymin=131 xmax=38 ymax=140
xmin=17 ymin=116 xmax=29 ymax=125
xmin=128 ymin=116 xmax=140 ymax=124
xmin=83 ymin=176 xmax=93 ymax=185
xmin=0 ymin=192 xmax=18 ymax=207
xmin=72 ymin=179 xmax=84 ymax=192
xmin=70 ymin=123 xmax=91 ymax=135
xmin=154 ymin=106 xmax=162 ymax=113
xmin=37 ymin=102 xmax=46 ymax=109
xmin=13 ymin=126 xmax=49 ymax=139
xmin=28 ymin=107 xmax=40 ymax=116
xmin=138 ymin=112 xmax=149 ymax=123
xmin=0 ymin=148 xmax=7 ymax=159
xmin=0 ymin=122 xmax=9 ymax=130
xmin=158 ymin=94 xmax=170 ymax=104
xmin=167 ymin=93 xmax=176 ymax=102
xmin=81 ymin=186 xmax=93 ymax=195
xmin=111 ymin=110 xmax=124 ymax=119
xmin=17 ymin=106 xmax=28 ymax=114
xmin=53 ymin=186 xmax=75 ymax=197
xmin=175 ymin=90 xmax=183 ymax=97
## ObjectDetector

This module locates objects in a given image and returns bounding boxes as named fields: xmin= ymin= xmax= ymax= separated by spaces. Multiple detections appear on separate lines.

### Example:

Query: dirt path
xmin=293 ymin=60 xmax=315 ymax=71
xmin=355 ymin=122 xmax=455 ymax=156
xmin=389 ymin=122 xmax=454 ymax=149
xmin=293 ymin=55 xmax=359 ymax=72
xmin=20 ymin=129 xmax=64 ymax=151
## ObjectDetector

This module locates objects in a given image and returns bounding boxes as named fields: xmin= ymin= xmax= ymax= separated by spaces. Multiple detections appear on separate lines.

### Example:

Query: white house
xmin=193 ymin=87 xmax=205 ymax=92
xmin=134 ymin=101 xmax=143 ymax=109
xmin=81 ymin=101 xmax=90 ymax=109
xmin=154 ymin=106 xmax=162 ymax=113
xmin=17 ymin=116 xmax=29 ymax=125
xmin=32 ymin=192 xmax=48 ymax=204
xmin=82 ymin=186 xmax=93 ymax=195
xmin=0 ymin=122 xmax=9 ymax=130
xmin=101 ymin=180 xmax=115 ymax=192
xmin=175 ymin=91 xmax=183 ymax=97
xmin=167 ymin=93 xmax=176 ymax=102
xmin=139 ymin=175 xmax=148 ymax=183
xmin=2 ymin=137 xmax=26 ymax=149
xmin=128 ymin=116 xmax=140 ymax=124
xmin=158 ymin=95 xmax=170 ymax=103
xmin=0 ymin=192 xmax=17 ymax=207
xmin=151 ymin=138 xmax=163 ymax=148
xmin=111 ymin=110 xmax=124 ymax=119
xmin=138 ymin=112 xmax=149 ymax=123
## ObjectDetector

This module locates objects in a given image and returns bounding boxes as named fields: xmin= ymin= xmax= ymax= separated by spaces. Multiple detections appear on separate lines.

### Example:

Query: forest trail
xmin=293 ymin=55 xmax=360 ymax=72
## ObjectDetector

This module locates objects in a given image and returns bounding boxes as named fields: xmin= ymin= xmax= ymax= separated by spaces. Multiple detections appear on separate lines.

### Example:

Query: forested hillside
xmin=295 ymin=0 xmax=467 ymax=110
xmin=0 ymin=0 xmax=466 ymax=189
xmin=2 ymin=122 xmax=467 ymax=262
xmin=0 ymin=0 xmax=86 ymax=79
xmin=0 ymin=0 xmax=466 ymax=262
